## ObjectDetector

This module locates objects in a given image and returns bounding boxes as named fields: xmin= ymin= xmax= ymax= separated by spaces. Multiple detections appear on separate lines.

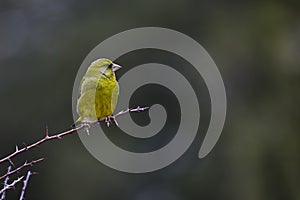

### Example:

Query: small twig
xmin=0 ymin=176 xmax=23 ymax=195
xmin=19 ymin=171 xmax=33 ymax=200
xmin=114 ymin=106 xmax=149 ymax=118
xmin=8 ymin=159 xmax=14 ymax=168
xmin=0 ymin=158 xmax=44 ymax=181
xmin=0 ymin=166 xmax=11 ymax=200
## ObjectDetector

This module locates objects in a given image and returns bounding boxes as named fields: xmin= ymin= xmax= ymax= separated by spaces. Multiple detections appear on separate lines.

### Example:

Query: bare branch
xmin=114 ymin=106 xmax=149 ymax=118
xmin=19 ymin=171 xmax=33 ymax=200
xmin=0 ymin=106 xmax=148 ymax=166
xmin=0 ymin=158 xmax=44 ymax=181
xmin=0 ymin=106 xmax=148 ymax=199
xmin=100 ymin=106 xmax=149 ymax=127
xmin=0 ymin=176 xmax=24 ymax=195
xmin=0 ymin=125 xmax=84 ymax=165
xmin=0 ymin=166 xmax=11 ymax=200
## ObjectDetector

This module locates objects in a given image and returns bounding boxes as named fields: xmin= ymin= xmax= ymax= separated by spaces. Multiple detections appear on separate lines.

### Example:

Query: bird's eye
xmin=108 ymin=63 xmax=113 ymax=69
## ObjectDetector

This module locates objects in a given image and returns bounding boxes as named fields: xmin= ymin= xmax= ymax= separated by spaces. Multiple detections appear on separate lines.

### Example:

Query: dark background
xmin=0 ymin=0 xmax=299 ymax=199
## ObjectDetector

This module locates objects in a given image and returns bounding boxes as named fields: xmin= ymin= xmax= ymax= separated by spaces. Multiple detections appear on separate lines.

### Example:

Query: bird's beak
xmin=112 ymin=64 xmax=122 ymax=72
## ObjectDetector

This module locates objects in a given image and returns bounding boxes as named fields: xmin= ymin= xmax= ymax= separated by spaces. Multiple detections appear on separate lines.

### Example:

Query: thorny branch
xmin=19 ymin=171 xmax=33 ymax=200
xmin=102 ymin=106 xmax=149 ymax=127
xmin=0 ymin=176 xmax=24 ymax=195
xmin=0 ymin=158 xmax=43 ymax=181
xmin=0 ymin=125 xmax=83 ymax=165
xmin=114 ymin=106 xmax=149 ymax=118
xmin=0 ymin=106 xmax=148 ymax=165
xmin=0 ymin=166 xmax=11 ymax=200
xmin=0 ymin=106 xmax=148 ymax=199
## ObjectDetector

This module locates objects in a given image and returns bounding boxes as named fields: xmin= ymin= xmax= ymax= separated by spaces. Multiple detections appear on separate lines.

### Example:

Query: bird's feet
xmin=82 ymin=122 xmax=91 ymax=135
xmin=105 ymin=115 xmax=119 ymax=127
xmin=102 ymin=106 xmax=149 ymax=127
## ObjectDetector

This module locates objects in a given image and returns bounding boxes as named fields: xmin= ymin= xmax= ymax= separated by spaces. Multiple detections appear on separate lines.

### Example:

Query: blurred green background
xmin=0 ymin=0 xmax=299 ymax=199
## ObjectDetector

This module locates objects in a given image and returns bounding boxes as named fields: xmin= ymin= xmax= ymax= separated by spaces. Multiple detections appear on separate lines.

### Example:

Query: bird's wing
xmin=79 ymin=76 xmax=100 ymax=95
xmin=111 ymin=82 xmax=119 ymax=113
xmin=76 ymin=76 xmax=101 ymax=116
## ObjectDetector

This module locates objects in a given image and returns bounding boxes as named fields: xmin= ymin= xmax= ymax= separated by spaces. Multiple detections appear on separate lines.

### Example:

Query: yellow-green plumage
xmin=76 ymin=58 xmax=121 ymax=123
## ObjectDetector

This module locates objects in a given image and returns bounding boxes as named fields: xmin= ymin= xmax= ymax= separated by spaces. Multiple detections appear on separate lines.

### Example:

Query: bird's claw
xmin=105 ymin=116 xmax=119 ymax=127
xmin=83 ymin=123 xmax=91 ymax=135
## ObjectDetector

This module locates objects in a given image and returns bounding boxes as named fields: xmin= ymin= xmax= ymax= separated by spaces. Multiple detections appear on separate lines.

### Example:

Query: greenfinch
xmin=76 ymin=58 xmax=121 ymax=124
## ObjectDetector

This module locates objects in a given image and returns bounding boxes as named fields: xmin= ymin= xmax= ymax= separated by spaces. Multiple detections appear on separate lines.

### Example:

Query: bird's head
xmin=89 ymin=58 xmax=122 ymax=78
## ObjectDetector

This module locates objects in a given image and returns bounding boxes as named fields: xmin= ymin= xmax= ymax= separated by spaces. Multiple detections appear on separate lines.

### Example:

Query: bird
xmin=75 ymin=58 xmax=122 ymax=126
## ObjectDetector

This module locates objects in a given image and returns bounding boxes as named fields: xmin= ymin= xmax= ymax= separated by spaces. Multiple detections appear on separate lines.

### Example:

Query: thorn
xmin=8 ymin=159 xmax=14 ymax=167
xmin=111 ymin=116 xmax=119 ymax=127
xmin=22 ymin=142 xmax=28 ymax=150
xmin=113 ymin=118 xmax=119 ymax=127
xmin=45 ymin=124 xmax=49 ymax=137
xmin=15 ymin=145 xmax=19 ymax=152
